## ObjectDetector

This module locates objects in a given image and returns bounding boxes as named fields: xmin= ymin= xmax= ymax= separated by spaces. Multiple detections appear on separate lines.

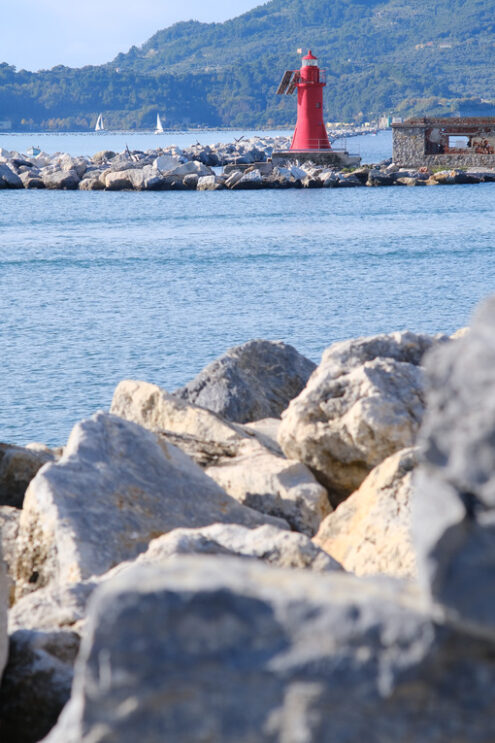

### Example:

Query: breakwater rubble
xmin=0 ymin=299 xmax=495 ymax=741
xmin=2 ymin=136 xmax=495 ymax=191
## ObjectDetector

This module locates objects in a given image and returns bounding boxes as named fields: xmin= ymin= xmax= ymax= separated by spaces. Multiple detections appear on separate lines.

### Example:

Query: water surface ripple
xmin=1 ymin=183 xmax=494 ymax=445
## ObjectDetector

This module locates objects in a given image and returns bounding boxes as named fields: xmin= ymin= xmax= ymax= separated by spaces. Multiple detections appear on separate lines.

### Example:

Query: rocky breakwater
xmin=1 ymin=315 xmax=495 ymax=741
xmin=2 ymin=137 xmax=495 ymax=192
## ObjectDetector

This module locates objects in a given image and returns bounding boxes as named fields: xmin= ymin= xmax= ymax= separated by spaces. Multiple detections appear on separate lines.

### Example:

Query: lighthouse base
xmin=272 ymin=149 xmax=361 ymax=168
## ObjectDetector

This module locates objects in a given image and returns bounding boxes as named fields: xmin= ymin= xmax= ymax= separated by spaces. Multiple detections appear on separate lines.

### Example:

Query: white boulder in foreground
xmin=278 ymin=331 xmax=440 ymax=505
xmin=111 ymin=380 xmax=329 ymax=535
xmin=43 ymin=557 xmax=495 ymax=743
xmin=314 ymin=448 xmax=417 ymax=579
xmin=14 ymin=412 xmax=285 ymax=599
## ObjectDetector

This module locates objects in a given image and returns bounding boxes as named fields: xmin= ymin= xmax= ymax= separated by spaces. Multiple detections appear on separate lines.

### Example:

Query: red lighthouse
xmin=277 ymin=50 xmax=331 ymax=151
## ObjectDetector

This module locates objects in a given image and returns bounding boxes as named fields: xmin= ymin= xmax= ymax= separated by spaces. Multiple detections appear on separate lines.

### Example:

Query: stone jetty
xmin=0 ymin=299 xmax=495 ymax=741
xmin=1 ymin=136 xmax=495 ymax=192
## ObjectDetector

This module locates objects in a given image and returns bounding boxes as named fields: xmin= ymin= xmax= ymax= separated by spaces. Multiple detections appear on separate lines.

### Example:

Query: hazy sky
xmin=1 ymin=0 xmax=263 ymax=71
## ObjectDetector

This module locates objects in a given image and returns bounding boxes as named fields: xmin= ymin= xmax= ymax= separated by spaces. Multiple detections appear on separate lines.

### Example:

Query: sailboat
xmin=95 ymin=113 xmax=105 ymax=132
xmin=155 ymin=113 xmax=164 ymax=134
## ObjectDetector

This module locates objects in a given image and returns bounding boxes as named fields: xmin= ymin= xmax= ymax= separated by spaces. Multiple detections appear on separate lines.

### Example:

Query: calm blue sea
xmin=1 ymin=130 xmax=494 ymax=446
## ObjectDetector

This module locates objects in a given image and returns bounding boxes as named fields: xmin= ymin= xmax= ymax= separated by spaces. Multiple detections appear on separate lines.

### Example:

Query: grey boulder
xmin=414 ymin=297 xmax=495 ymax=639
xmin=42 ymin=169 xmax=80 ymax=190
xmin=175 ymin=339 xmax=316 ymax=423
xmin=0 ymin=629 xmax=77 ymax=743
xmin=0 ymin=442 xmax=55 ymax=508
xmin=43 ymin=557 xmax=495 ymax=743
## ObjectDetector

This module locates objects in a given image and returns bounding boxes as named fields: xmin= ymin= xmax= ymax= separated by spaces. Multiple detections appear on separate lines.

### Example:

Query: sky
xmin=1 ymin=0 xmax=262 ymax=71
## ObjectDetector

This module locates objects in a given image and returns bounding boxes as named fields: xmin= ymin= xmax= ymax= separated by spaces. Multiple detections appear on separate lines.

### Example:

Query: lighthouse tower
xmin=276 ymin=50 xmax=331 ymax=151
xmin=274 ymin=51 xmax=360 ymax=167
xmin=291 ymin=51 xmax=331 ymax=150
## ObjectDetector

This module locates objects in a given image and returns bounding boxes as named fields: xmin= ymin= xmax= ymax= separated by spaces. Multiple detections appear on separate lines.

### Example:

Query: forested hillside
xmin=2 ymin=0 xmax=495 ymax=130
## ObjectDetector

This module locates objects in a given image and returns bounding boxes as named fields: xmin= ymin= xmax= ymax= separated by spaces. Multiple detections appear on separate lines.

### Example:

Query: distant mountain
xmin=2 ymin=0 xmax=495 ymax=130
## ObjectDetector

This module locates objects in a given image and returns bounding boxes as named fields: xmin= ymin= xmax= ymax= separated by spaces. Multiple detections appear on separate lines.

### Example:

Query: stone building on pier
xmin=392 ymin=117 xmax=495 ymax=168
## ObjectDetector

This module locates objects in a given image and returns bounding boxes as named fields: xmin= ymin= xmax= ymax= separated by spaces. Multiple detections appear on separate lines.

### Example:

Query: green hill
xmin=2 ymin=0 xmax=495 ymax=130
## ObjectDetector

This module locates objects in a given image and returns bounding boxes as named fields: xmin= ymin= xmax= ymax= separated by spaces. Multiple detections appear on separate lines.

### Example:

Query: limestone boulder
xmin=58 ymin=155 xmax=88 ymax=178
xmin=0 ymin=506 xmax=20 ymax=600
xmin=0 ymin=540 xmax=7 ymax=686
xmin=0 ymin=443 xmax=55 ymax=508
xmin=366 ymin=169 xmax=394 ymax=186
xmin=176 ymin=339 xmax=316 ymax=423
xmin=19 ymin=170 xmax=44 ymax=188
xmin=91 ymin=150 xmax=115 ymax=164
xmin=224 ymin=170 xmax=243 ymax=188
xmin=78 ymin=176 xmax=104 ymax=191
xmin=166 ymin=160 xmax=213 ymax=178
xmin=42 ymin=169 xmax=80 ymax=190
xmin=153 ymin=154 xmax=182 ymax=172
xmin=197 ymin=174 xmax=224 ymax=190
xmin=229 ymin=168 xmax=263 ymax=189
xmin=9 ymin=578 xmax=96 ymax=635
xmin=43 ymin=557 xmax=495 ymax=743
xmin=14 ymin=412 xmax=284 ymax=599
xmin=338 ymin=173 xmax=363 ymax=187
xmin=0 ymin=162 xmax=22 ymax=189
xmin=278 ymin=331 xmax=440 ymax=505
xmin=314 ymin=448 xmax=417 ymax=578
xmin=414 ymin=296 xmax=495 ymax=639
xmin=111 ymin=381 xmax=328 ymax=534
xmin=0 ymin=629 xmax=77 ymax=743
xmin=8 ymin=523 xmax=339 ymax=637
xmin=137 ymin=523 xmax=341 ymax=572
xmin=103 ymin=169 xmax=135 ymax=190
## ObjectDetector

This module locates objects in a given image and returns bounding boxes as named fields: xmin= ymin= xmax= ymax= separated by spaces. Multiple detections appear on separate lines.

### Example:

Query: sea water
xmin=1 ymin=131 xmax=494 ymax=445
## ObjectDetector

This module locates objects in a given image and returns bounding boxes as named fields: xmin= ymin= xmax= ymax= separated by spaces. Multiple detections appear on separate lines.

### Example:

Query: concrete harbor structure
xmin=393 ymin=117 xmax=495 ymax=168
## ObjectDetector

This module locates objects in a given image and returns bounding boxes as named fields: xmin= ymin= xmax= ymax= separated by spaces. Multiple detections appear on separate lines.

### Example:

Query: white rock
xmin=138 ymin=523 xmax=342 ymax=572
xmin=111 ymin=380 xmax=329 ymax=535
xmin=166 ymin=160 xmax=212 ymax=177
xmin=9 ymin=522 xmax=340 ymax=639
xmin=0 ymin=505 xmax=20 ymax=601
xmin=153 ymin=154 xmax=182 ymax=172
xmin=278 ymin=332 xmax=440 ymax=505
xmin=197 ymin=174 xmax=224 ymax=190
xmin=14 ymin=412 xmax=284 ymax=599
xmin=0 ymin=535 xmax=8 ymax=684
xmin=314 ymin=448 xmax=417 ymax=579
xmin=290 ymin=165 xmax=308 ymax=180
xmin=103 ymin=169 xmax=135 ymax=190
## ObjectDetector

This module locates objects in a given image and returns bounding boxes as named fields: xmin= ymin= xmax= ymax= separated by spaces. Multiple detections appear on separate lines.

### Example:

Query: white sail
xmin=155 ymin=113 xmax=164 ymax=134
xmin=95 ymin=114 xmax=104 ymax=132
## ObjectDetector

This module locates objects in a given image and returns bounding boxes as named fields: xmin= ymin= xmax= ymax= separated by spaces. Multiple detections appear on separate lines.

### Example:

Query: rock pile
xmin=0 ymin=314 xmax=494 ymax=742
xmin=2 ymin=138 xmax=495 ymax=191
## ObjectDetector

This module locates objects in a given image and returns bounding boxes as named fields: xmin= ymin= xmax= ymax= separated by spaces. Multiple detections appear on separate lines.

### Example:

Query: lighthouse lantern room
xmin=277 ymin=50 xmax=331 ymax=151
